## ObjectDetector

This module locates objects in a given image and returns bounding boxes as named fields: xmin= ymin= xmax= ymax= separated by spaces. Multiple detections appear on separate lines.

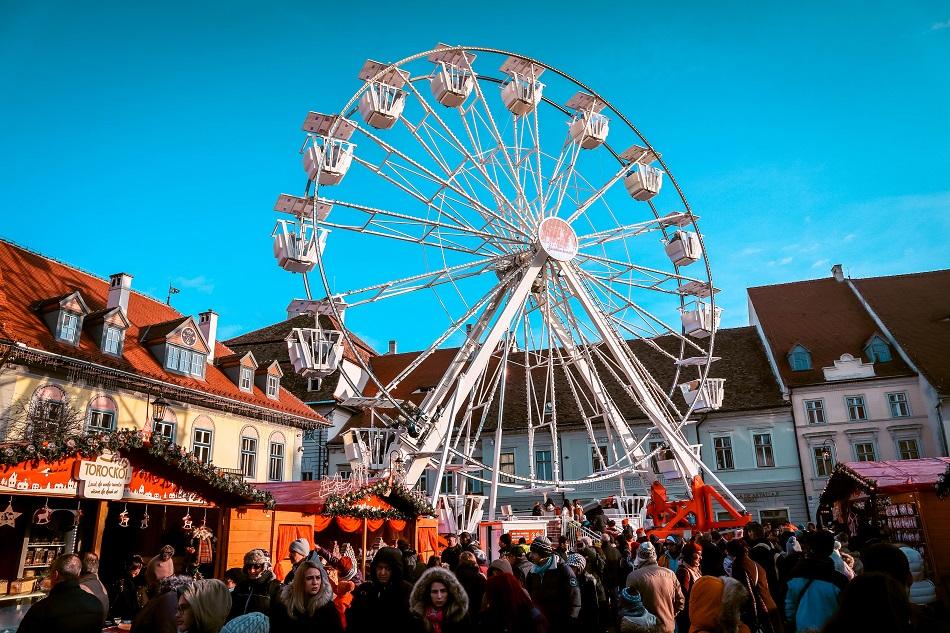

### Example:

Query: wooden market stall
xmin=224 ymin=478 xmax=436 ymax=578
xmin=819 ymin=458 xmax=950 ymax=604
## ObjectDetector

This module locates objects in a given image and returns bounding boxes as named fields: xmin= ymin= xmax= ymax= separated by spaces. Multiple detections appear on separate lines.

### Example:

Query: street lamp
xmin=150 ymin=394 xmax=169 ymax=432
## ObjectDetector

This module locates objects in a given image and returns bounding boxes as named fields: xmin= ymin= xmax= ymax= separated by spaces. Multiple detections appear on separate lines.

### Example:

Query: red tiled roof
xmin=0 ymin=239 xmax=326 ymax=425
xmin=854 ymin=269 xmax=950 ymax=394
xmin=748 ymin=276 xmax=915 ymax=388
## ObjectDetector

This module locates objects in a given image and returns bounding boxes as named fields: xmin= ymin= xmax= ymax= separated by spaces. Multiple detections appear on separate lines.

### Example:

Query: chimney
xmin=831 ymin=264 xmax=844 ymax=282
xmin=388 ymin=340 xmax=398 ymax=355
xmin=107 ymin=273 xmax=133 ymax=314
xmin=198 ymin=310 xmax=218 ymax=363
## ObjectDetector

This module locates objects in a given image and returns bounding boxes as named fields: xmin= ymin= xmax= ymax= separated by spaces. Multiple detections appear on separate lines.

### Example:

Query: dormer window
xmin=266 ymin=375 xmax=280 ymax=398
xmin=103 ymin=326 xmax=122 ymax=355
xmin=166 ymin=345 xmax=206 ymax=378
xmin=239 ymin=367 xmax=253 ymax=392
xmin=787 ymin=344 xmax=812 ymax=371
xmin=59 ymin=312 xmax=80 ymax=344
xmin=864 ymin=335 xmax=892 ymax=363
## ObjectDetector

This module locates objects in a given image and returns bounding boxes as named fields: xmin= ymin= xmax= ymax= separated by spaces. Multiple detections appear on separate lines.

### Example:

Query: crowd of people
xmin=14 ymin=516 xmax=950 ymax=633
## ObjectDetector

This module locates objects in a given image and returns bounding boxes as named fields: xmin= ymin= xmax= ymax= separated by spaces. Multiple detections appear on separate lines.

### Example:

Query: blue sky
xmin=2 ymin=2 xmax=949 ymax=352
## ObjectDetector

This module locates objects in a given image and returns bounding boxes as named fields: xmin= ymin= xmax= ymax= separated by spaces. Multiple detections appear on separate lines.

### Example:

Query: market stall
xmin=224 ymin=477 xmax=436 ymax=578
xmin=0 ymin=430 xmax=271 ymax=627
xmin=819 ymin=458 xmax=950 ymax=605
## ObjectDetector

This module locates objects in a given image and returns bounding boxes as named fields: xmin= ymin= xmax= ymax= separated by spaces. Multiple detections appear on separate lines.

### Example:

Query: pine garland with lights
xmin=938 ymin=463 xmax=950 ymax=500
xmin=0 ymin=429 xmax=275 ymax=508
xmin=323 ymin=479 xmax=435 ymax=519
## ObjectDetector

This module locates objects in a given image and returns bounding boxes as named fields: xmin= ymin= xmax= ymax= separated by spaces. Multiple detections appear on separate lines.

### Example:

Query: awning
xmin=820 ymin=457 xmax=950 ymax=504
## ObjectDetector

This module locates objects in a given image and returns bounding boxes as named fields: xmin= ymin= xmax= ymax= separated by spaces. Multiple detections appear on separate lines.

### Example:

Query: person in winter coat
xmin=110 ymin=556 xmax=145 ymax=621
xmin=131 ymin=575 xmax=193 ymax=633
xmin=409 ymin=566 xmax=473 ymax=633
xmin=329 ymin=556 xmax=358 ymax=629
xmin=281 ymin=538 xmax=310 ymax=586
xmin=783 ymin=531 xmax=848 ymax=633
xmin=675 ymin=542 xmax=703 ymax=633
xmin=688 ymin=575 xmax=750 ymax=633
xmin=567 ymin=553 xmax=604 ymax=633
xmin=228 ymin=549 xmax=280 ymax=621
xmin=78 ymin=552 xmax=109 ymax=623
xmin=346 ymin=546 xmax=414 ymax=633
xmin=18 ymin=554 xmax=104 ymax=633
xmin=745 ymin=522 xmax=781 ymax=605
xmin=145 ymin=545 xmax=177 ymax=596
xmin=725 ymin=539 xmax=780 ymax=633
xmin=525 ymin=536 xmax=582 ymax=633
xmin=503 ymin=545 xmax=533 ymax=585
xmin=478 ymin=572 xmax=548 ymax=633
xmin=700 ymin=532 xmax=726 ymax=577
xmin=617 ymin=587 xmax=658 ymax=633
xmin=454 ymin=551 xmax=486 ymax=616
xmin=176 ymin=579 xmax=232 ymax=633
xmin=269 ymin=560 xmax=342 ymax=633
xmin=441 ymin=534 xmax=463 ymax=571
xmin=601 ymin=534 xmax=623 ymax=598
xmin=625 ymin=541 xmax=684 ymax=633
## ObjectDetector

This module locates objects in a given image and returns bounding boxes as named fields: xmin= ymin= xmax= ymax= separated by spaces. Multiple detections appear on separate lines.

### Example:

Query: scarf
xmin=425 ymin=607 xmax=444 ymax=633
xmin=531 ymin=554 xmax=556 ymax=575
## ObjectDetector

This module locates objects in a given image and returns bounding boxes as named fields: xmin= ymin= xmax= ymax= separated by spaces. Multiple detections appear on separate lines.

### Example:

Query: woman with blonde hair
xmin=410 ymin=566 xmax=472 ymax=633
xmin=176 ymin=579 xmax=231 ymax=633
xmin=269 ymin=560 xmax=342 ymax=633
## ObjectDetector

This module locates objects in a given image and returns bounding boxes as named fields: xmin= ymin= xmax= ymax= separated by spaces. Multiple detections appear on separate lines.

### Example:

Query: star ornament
xmin=0 ymin=502 xmax=21 ymax=528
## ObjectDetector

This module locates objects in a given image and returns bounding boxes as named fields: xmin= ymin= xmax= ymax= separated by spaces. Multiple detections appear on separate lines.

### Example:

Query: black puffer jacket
xmin=347 ymin=547 xmax=414 ymax=633
xmin=18 ymin=579 xmax=104 ymax=633
xmin=525 ymin=556 xmax=582 ymax=633
xmin=228 ymin=570 xmax=280 ymax=620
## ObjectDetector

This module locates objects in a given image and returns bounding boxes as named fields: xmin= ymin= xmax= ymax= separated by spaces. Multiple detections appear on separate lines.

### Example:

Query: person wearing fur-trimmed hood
xmin=228 ymin=549 xmax=280 ymax=621
xmin=409 ymin=566 xmax=474 ymax=633
xmin=687 ymin=575 xmax=750 ymax=633
xmin=269 ymin=559 xmax=342 ymax=633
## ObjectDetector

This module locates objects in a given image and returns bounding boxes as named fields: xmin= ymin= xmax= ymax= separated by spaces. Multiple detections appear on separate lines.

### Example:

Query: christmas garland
xmin=323 ymin=479 xmax=435 ymax=519
xmin=937 ymin=463 xmax=950 ymax=500
xmin=0 ymin=429 xmax=275 ymax=509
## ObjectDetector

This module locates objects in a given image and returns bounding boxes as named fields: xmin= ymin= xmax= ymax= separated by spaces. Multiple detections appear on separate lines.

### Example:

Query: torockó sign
xmin=76 ymin=455 xmax=133 ymax=500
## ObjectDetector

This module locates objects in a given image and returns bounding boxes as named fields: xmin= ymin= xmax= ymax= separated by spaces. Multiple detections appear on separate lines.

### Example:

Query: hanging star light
xmin=0 ymin=500 xmax=21 ymax=528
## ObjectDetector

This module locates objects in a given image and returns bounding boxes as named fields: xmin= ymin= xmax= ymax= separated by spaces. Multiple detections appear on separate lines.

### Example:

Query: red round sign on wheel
xmin=537 ymin=217 xmax=578 ymax=262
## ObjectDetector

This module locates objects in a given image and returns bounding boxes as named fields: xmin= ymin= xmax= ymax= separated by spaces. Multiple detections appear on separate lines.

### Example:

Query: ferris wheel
xmin=272 ymin=44 xmax=738 ymax=515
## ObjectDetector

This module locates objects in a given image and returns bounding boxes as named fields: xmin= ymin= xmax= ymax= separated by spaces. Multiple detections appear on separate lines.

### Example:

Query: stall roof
xmin=821 ymin=458 xmax=950 ymax=503
xmin=254 ymin=481 xmax=327 ymax=513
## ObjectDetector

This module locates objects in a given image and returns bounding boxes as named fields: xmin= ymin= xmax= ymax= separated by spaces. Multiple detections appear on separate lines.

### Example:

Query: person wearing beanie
xmin=330 ymin=555 xmax=358 ymax=629
xmin=409 ymin=566 xmax=472 ymax=633
xmin=687 ymin=575 xmax=750 ymax=633
xmin=567 ymin=552 xmax=604 ymax=632
xmin=503 ymin=545 xmax=533 ymax=585
xmin=281 ymin=538 xmax=311 ymax=586
xmin=626 ymin=541 xmax=684 ymax=633
xmin=675 ymin=542 xmax=703 ymax=633
xmin=177 ymin=579 xmax=232 ymax=633
xmin=228 ymin=549 xmax=280 ymax=621
xmin=525 ymin=535 xmax=581 ymax=633
xmin=487 ymin=558 xmax=513 ymax=578
xmin=618 ymin=586 xmax=659 ymax=633
xmin=269 ymin=559 xmax=342 ymax=633
xmin=220 ymin=612 xmax=269 ymax=633
xmin=346 ymin=546 xmax=414 ymax=633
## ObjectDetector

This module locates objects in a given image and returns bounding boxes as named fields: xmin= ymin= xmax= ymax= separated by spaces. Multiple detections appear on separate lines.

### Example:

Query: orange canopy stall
xmin=223 ymin=479 xmax=435 ymax=579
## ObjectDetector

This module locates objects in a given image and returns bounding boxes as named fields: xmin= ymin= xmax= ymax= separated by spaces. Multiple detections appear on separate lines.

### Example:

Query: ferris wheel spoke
xmin=543 ymin=141 xmax=583 ymax=217
xmin=331 ymin=252 xmax=516 ymax=307
xmin=576 ymin=216 xmax=680 ymax=250
xmin=356 ymin=125 xmax=530 ymax=239
xmin=576 ymin=252 xmax=708 ymax=292
xmin=564 ymin=162 xmax=631 ymax=224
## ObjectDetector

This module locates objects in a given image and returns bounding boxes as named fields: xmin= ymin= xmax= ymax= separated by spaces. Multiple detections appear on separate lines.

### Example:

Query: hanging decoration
xmin=182 ymin=512 xmax=193 ymax=530
xmin=190 ymin=523 xmax=215 ymax=564
xmin=323 ymin=480 xmax=435 ymax=519
xmin=33 ymin=500 xmax=52 ymax=525
xmin=118 ymin=504 xmax=130 ymax=527
xmin=0 ymin=498 xmax=21 ymax=528
xmin=140 ymin=506 xmax=150 ymax=529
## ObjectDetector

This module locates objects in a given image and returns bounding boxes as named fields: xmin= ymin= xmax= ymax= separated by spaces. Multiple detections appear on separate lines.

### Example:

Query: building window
xmin=166 ymin=345 xmax=206 ymax=378
xmin=648 ymin=440 xmax=664 ymax=474
xmin=268 ymin=442 xmax=284 ymax=481
xmin=193 ymin=428 xmax=213 ymax=463
xmin=103 ymin=326 xmax=122 ymax=355
xmin=787 ymin=345 xmax=812 ymax=371
xmin=499 ymin=451 xmax=515 ymax=483
xmin=468 ymin=471 xmax=484 ymax=495
xmin=153 ymin=419 xmax=176 ymax=442
xmin=239 ymin=368 xmax=253 ymax=392
xmin=846 ymin=396 xmax=867 ymax=421
xmin=440 ymin=473 xmax=454 ymax=494
xmin=813 ymin=446 xmax=834 ymax=477
xmin=301 ymin=471 xmax=314 ymax=481
xmin=591 ymin=445 xmax=611 ymax=471
xmin=417 ymin=470 xmax=429 ymax=495
xmin=713 ymin=436 xmax=734 ymax=470
xmin=307 ymin=377 xmax=322 ymax=392
xmin=535 ymin=450 xmax=552 ymax=481
xmin=753 ymin=433 xmax=775 ymax=468
xmin=804 ymin=399 xmax=826 ymax=425
xmin=853 ymin=442 xmax=876 ymax=462
xmin=87 ymin=409 xmax=115 ymax=433
xmin=266 ymin=375 xmax=280 ymax=398
xmin=887 ymin=392 xmax=910 ymax=418
xmin=864 ymin=336 xmax=892 ymax=363
xmin=240 ymin=436 xmax=257 ymax=478
xmin=759 ymin=508 xmax=790 ymax=526
xmin=58 ymin=312 xmax=80 ymax=344
xmin=897 ymin=438 xmax=920 ymax=460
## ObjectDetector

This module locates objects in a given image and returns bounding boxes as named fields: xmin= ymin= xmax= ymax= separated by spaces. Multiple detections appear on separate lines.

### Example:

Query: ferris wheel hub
xmin=536 ymin=216 xmax=578 ymax=262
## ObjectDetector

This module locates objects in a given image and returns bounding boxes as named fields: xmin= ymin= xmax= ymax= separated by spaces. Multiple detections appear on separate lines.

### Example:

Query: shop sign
xmin=506 ymin=527 xmax=547 ymax=542
xmin=737 ymin=490 xmax=780 ymax=502
xmin=76 ymin=456 xmax=133 ymax=500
